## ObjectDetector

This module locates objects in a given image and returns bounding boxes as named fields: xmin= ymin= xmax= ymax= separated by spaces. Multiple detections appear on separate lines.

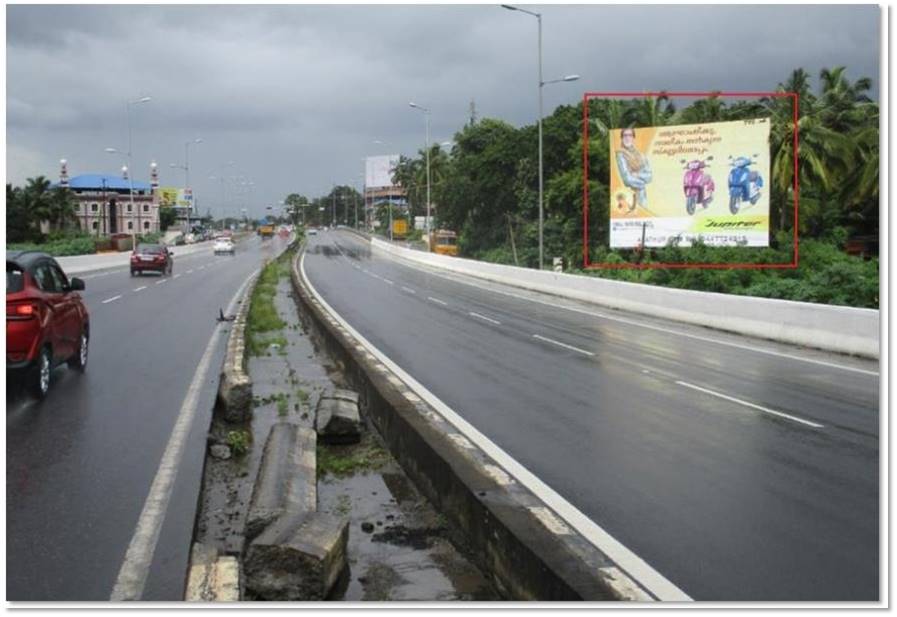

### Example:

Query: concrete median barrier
xmin=292 ymin=242 xmax=674 ymax=601
xmin=245 ymin=423 xmax=317 ymax=541
xmin=369 ymin=238 xmax=879 ymax=359
xmin=216 ymin=273 xmax=257 ymax=423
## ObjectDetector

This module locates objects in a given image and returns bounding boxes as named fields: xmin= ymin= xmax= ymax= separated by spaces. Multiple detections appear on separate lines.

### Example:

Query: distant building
xmin=59 ymin=160 xmax=161 ymax=235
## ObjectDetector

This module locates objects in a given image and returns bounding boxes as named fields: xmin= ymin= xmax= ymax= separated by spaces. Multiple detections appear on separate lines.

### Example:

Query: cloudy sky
xmin=6 ymin=3 xmax=880 ymax=220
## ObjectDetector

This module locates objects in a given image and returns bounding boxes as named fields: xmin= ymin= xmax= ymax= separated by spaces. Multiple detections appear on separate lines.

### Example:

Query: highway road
xmin=6 ymin=233 xmax=291 ymax=601
xmin=302 ymin=230 xmax=880 ymax=601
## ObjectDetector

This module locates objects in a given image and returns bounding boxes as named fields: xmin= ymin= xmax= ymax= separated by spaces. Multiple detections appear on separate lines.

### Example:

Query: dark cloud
xmin=6 ymin=4 xmax=880 ymax=219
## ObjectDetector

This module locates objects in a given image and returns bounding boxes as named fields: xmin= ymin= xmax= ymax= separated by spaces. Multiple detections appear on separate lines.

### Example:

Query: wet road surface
xmin=7 ymin=234 xmax=290 ymax=600
xmin=302 ymin=230 xmax=879 ymax=601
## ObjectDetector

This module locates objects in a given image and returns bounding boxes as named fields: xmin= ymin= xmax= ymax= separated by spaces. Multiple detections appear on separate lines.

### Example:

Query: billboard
xmin=158 ymin=187 xmax=193 ymax=209
xmin=365 ymin=155 xmax=400 ymax=189
xmin=609 ymin=118 xmax=770 ymax=248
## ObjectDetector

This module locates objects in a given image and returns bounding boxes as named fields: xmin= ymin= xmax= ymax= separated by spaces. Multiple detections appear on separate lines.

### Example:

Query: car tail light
xmin=7 ymin=302 xmax=38 ymax=319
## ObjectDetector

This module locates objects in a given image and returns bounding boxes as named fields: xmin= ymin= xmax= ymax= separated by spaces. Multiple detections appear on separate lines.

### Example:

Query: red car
xmin=7 ymin=250 xmax=89 ymax=399
xmin=131 ymin=243 xmax=173 ymax=276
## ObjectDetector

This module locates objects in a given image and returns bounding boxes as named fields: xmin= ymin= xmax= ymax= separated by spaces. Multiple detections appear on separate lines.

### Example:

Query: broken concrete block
xmin=185 ymin=542 xmax=240 ymax=602
xmin=243 ymin=511 xmax=349 ymax=601
xmin=245 ymin=423 xmax=317 ymax=541
xmin=218 ymin=372 xmax=252 ymax=423
xmin=315 ymin=389 xmax=361 ymax=444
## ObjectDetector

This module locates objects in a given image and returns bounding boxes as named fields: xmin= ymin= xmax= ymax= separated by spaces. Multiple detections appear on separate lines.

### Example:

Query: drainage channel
xmin=190 ymin=249 xmax=498 ymax=601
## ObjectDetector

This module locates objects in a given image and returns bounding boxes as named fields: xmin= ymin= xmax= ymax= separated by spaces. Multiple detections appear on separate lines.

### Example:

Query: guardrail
xmin=370 ymin=238 xmax=879 ymax=359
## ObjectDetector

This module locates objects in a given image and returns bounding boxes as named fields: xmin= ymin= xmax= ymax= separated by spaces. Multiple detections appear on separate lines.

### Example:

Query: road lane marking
xmin=173 ymin=274 xmax=182 ymax=279
xmin=383 ymin=278 xmax=395 ymax=285
xmin=101 ymin=295 xmax=122 ymax=304
xmin=155 ymin=279 xmax=167 ymax=285
xmin=198 ymin=266 xmax=205 ymax=270
xmin=469 ymin=311 xmax=502 ymax=326
xmin=374 ymin=250 xmax=878 ymax=377
xmin=401 ymin=286 xmax=416 ymax=294
xmin=532 ymin=334 xmax=595 ymax=357
xmin=675 ymin=381 xmax=824 ymax=429
xmin=427 ymin=296 xmax=447 ymax=306
xmin=300 ymin=250 xmax=689 ymax=601
xmin=133 ymin=286 xmax=147 ymax=292
xmin=110 ymin=267 xmax=261 ymax=601
xmin=187 ymin=270 xmax=194 ymax=274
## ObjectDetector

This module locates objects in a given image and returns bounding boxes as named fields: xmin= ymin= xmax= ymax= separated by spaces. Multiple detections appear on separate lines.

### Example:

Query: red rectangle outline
xmin=582 ymin=91 xmax=799 ymax=269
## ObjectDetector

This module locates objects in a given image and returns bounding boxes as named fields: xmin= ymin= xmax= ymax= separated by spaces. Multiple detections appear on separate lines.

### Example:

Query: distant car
xmin=214 ymin=238 xmax=235 ymax=255
xmin=7 ymin=251 xmax=89 ymax=399
xmin=131 ymin=243 xmax=173 ymax=276
xmin=307 ymin=228 xmax=318 ymax=236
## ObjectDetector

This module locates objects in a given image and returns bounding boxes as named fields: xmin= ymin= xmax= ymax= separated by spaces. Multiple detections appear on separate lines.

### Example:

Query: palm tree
xmin=46 ymin=187 xmax=79 ymax=232
xmin=623 ymin=94 xmax=676 ymax=128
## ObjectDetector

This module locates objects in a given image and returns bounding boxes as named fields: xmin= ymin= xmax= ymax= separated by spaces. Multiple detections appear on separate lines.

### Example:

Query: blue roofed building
xmin=57 ymin=159 xmax=161 ymax=235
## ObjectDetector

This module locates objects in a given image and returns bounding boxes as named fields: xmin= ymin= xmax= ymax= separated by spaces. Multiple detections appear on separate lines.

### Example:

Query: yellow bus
xmin=430 ymin=229 xmax=458 ymax=256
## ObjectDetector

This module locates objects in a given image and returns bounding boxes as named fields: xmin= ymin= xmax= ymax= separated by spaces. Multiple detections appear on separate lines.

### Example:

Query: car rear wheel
xmin=67 ymin=330 xmax=89 ymax=372
xmin=29 ymin=347 xmax=52 ymax=400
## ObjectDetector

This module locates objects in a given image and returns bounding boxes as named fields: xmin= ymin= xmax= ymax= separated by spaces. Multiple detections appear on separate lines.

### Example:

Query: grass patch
xmin=246 ymin=247 xmax=300 ymax=355
xmin=226 ymin=430 xmax=251 ymax=457
xmin=276 ymin=393 xmax=289 ymax=416
xmin=317 ymin=432 xmax=391 ymax=479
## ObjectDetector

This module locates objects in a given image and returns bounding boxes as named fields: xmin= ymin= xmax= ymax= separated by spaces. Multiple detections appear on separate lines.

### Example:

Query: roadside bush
xmin=8 ymin=234 xmax=98 ymax=257
xmin=577 ymin=238 xmax=878 ymax=308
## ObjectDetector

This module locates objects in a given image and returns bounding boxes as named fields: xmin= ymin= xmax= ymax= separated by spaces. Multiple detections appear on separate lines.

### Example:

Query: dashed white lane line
xmin=173 ymin=274 xmax=182 ymax=279
xmin=187 ymin=270 xmax=194 ymax=274
xmin=383 ymin=278 xmax=395 ymax=286
xmin=401 ymin=286 xmax=416 ymax=295
xmin=532 ymin=334 xmax=595 ymax=357
xmin=110 ymin=268 xmax=260 ymax=601
xmin=197 ymin=266 xmax=205 ymax=271
xmin=675 ymin=380 xmax=824 ymax=429
xmin=102 ymin=295 xmax=122 ymax=304
xmin=427 ymin=296 xmax=448 ymax=306
xmin=379 ymin=252 xmax=878 ymax=377
xmin=133 ymin=286 xmax=147 ymax=292
xmin=469 ymin=311 xmax=502 ymax=326
xmin=155 ymin=279 xmax=167 ymax=285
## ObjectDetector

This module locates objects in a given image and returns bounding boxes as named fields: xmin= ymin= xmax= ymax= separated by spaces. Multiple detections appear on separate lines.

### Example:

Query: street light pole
xmin=409 ymin=102 xmax=431 ymax=240
xmin=125 ymin=96 xmax=151 ymax=244
xmin=502 ymin=5 xmax=578 ymax=269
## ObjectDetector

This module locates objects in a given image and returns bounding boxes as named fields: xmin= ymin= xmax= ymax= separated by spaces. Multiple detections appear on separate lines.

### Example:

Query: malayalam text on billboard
xmin=609 ymin=118 xmax=771 ymax=248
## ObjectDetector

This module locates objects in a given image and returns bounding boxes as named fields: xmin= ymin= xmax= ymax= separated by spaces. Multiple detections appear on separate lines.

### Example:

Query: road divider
xmin=215 ymin=272 xmax=258 ymax=424
xmin=295 ymin=241 xmax=689 ymax=601
xmin=370 ymin=238 xmax=880 ymax=360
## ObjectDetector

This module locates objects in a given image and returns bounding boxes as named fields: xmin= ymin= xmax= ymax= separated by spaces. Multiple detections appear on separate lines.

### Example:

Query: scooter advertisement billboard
xmin=609 ymin=118 xmax=770 ymax=248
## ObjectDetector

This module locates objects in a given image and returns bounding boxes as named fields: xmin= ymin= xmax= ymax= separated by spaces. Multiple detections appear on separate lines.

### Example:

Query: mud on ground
xmin=193 ymin=257 xmax=498 ymax=601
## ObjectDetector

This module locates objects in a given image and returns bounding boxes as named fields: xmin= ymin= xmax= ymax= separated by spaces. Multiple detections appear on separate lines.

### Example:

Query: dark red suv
xmin=7 ymin=251 xmax=89 ymax=399
xmin=131 ymin=243 xmax=173 ymax=276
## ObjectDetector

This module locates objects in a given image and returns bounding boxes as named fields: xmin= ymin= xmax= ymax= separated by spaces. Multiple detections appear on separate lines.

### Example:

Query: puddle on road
xmin=319 ymin=456 xmax=498 ymax=601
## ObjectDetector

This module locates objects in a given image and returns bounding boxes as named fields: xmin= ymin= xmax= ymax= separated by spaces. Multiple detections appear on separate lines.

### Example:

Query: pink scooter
xmin=682 ymin=156 xmax=715 ymax=215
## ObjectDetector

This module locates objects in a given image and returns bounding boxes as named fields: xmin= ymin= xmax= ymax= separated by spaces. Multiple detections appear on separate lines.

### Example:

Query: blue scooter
xmin=727 ymin=155 xmax=763 ymax=214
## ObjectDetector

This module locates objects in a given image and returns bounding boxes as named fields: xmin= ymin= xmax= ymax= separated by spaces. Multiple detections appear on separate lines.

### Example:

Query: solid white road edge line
xmin=532 ymin=334 xmax=595 ymax=357
xmin=300 ymin=251 xmax=690 ymax=601
xmin=469 ymin=311 xmax=501 ymax=326
xmin=675 ymin=380 xmax=824 ymax=429
xmin=101 ymin=295 xmax=122 ymax=304
xmin=110 ymin=268 xmax=259 ymax=601
xmin=370 ymin=243 xmax=878 ymax=377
